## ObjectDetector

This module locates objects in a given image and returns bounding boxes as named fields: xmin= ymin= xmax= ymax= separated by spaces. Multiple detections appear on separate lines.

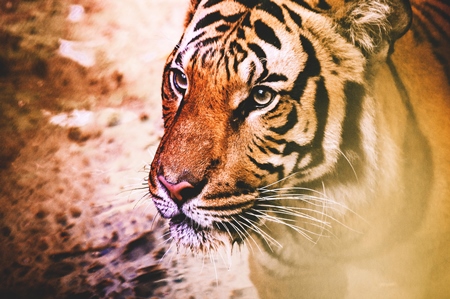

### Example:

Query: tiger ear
xmin=184 ymin=0 xmax=202 ymax=27
xmin=334 ymin=0 xmax=412 ymax=55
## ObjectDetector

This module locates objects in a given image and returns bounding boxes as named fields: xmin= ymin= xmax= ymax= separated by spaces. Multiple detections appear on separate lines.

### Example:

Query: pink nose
xmin=157 ymin=175 xmax=194 ymax=201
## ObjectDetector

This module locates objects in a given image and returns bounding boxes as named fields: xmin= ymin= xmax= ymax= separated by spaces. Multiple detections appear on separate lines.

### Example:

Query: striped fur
xmin=148 ymin=0 xmax=450 ymax=297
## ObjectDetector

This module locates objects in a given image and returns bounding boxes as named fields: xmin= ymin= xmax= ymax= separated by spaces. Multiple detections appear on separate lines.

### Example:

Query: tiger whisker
xmin=256 ymin=204 xmax=332 ymax=226
xmin=132 ymin=192 xmax=152 ymax=210
xmin=258 ymin=196 xmax=331 ymax=211
xmin=247 ymin=210 xmax=321 ymax=243
xmin=239 ymin=211 xmax=283 ymax=252
xmin=336 ymin=148 xmax=359 ymax=182
xmin=258 ymin=196 xmax=345 ymax=218
xmin=208 ymin=248 xmax=219 ymax=287
xmin=115 ymin=185 xmax=148 ymax=201
xmin=215 ymin=221 xmax=248 ymax=256
xmin=257 ymin=200 xmax=362 ymax=235
xmin=251 ymin=209 xmax=322 ymax=234
xmin=140 ymin=199 xmax=155 ymax=215
xmin=200 ymin=251 xmax=207 ymax=274
xmin=216 ymin=245 xmax=232 ymax=271
xmin=259 ymin=185 xmax=328 ymax=197
xmin=166 ymin=240 xmax=180 ymax=267
xmin=237 ymin=214 xmax=283 ymax=251
xmin=156 ymin=229 xmax=173 ymax=246
xmin=228 ymin=216 xmax=259 ymax=254
xmin=158 ymin=235 xmax=175 ymax=264
xmin=259 ymin=192 xmax=365 ymax=222
xmin=150 ymin=211 xmax=161 ymax=231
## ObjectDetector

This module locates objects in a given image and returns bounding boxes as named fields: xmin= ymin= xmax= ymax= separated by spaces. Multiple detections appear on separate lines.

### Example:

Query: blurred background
xmin=0 ymin=1 xmax=256 ymax=298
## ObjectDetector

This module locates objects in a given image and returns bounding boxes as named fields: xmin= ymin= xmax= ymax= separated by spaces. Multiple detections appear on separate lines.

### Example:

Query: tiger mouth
xmin=161 ymin=191 xmax=264 ymax=252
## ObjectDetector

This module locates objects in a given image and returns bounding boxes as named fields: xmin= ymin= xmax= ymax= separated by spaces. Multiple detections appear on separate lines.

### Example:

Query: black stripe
xmin=255 ymin=68 xmax=269 ymax=84
xmin=247 ymin=144 xmax=254 ymax=154
xmin=224 ymin=13 xmax=245 ymax=23
xmin=269 ymin=105 xmax=298 ymax=135
xmin=309 ymin=76 xmax=329 ymax=166
xmin=253 ymin=136 xmax=280 ymax=154
xmin=247 ymin=43 xmax=269 ymax=83
xmin=317 ymin=0 xmax=331 ymax=10
xmin=248 ymin=61 xmax=256 ymax=84
xmin=242 ymin=13 xmax=252 ymax=27
xmin=411 ymin=7 xmax=439 ymax=46
xmin=434 ymin=51 xmax=450 ymax=87
xmin=253 ymin=138 xmax=268 ymax=154
xmin=254 ymin=20 xmax=282 ymax=49
xmin=187 ymin=31 xmax=207 ymax=47
xmin=197 ymin=36 xmax=221 ymax=47
xmin=283 ymin=4 xmax=302 ymax=27
xmin=200 ymin=48 xmax=214 ymax=66
xmin=247 ymin=155 xmax=285 ymax=181
xmin=234 ymin=0 xmax=259 ymax=9
xmin=223 ymin=48 xmax=231 ymax=80
xmin=281 ymin=78 xmax=329 ymax=173
xmin=258 ymin=134 xmax=282 ymax=154
xmin=195 ymin=11 xmax=223 ymax=31
xmin=231 ymin=40 xmax=244 ymax=54
xmin=266 ymin=110 xmax=285 ymax=120
xmin=203 ymin=0 xmax=222 ymax=8
xmin=264 ymin=134 xmax=285 ymax=145
xmin=289 ymin=35 xmax=321 ymax=100
xmin=265 ymin=73 xmax=288 ymax=82
xmin=300 ymin=35 xmax=321 ymax=75
xmin=189 ymin=48 xmax=201 ymax=70
xmin=237 ymin=27 xmax=246 ymax=39
xmin=337 ymin=81 xmax=364 ymax=178
xmin=232 ymin=43 xmax=248 ymax=73
xmin=289 ymin=0 xmax=312 ymax=10
xmin=216 ymin=24 xmax=231 ymax=32
xmin=174 ymin=51 xmax=184 ymax=66
xmin=283 ymin=141 xmax=306 ymax=159
xmin=257 ymin=0 xmax=285 ymax=23
xmin=424 ymin=1 xmax=450 ymax=20
xmin=265 ymin=137 xmax=310 ymax=167
xmin=266 ymin=145 xmax=281 ymax=155
xmin=421 ymin=3 xmax=450 ymax=41
xmin=194 ymin=11 xmax=245 ymax=32
xmin=276 ymin=78 xmax=330 ymax=172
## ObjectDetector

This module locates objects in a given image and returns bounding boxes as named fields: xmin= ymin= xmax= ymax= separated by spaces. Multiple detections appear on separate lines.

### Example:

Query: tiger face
xmin=148 ymin=0 xmax=411 ymax=252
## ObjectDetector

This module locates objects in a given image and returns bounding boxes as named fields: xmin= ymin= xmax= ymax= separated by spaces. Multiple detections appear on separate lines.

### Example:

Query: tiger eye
xmin=170 ymin=69 xmax=188 ymax=95
xmin=251 ymin=86 xmax=276 ymax=107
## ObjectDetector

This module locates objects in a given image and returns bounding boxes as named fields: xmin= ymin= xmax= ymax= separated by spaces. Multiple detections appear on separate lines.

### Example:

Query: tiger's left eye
xmin=250 ymin=86 xmax=276 ymax=108
xmin=170 ymin=69 xmax=188 ymax=96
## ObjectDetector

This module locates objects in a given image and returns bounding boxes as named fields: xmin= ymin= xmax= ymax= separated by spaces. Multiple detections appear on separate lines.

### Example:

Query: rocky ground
xmin=0 ymin=1 xmax=258 ymax=298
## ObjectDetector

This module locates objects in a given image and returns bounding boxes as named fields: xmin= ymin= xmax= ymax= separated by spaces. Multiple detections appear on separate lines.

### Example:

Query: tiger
xmin=147 ymin=0 xmax=450 ymax=298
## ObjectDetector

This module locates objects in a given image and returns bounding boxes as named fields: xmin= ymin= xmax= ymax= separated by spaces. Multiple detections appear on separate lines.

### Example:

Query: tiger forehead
xmin=173 ymin=2 xmax=308 ymax=89
xmin=176 ymin=0 xmax=303 ymax=65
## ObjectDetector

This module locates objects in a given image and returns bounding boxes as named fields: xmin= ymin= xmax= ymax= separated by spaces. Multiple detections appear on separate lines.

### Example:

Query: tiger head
xmin=148 ymin=0 xmax=411 ymax=252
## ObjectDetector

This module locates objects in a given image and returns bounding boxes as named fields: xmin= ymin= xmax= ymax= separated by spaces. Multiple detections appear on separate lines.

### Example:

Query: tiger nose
xmin=158 ymin=175 xmax=195 ymax=202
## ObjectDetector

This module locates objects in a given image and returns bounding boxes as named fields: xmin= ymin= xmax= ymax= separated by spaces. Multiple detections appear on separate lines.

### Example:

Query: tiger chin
xmin=148 ymin=0 xmax=450 ymax=298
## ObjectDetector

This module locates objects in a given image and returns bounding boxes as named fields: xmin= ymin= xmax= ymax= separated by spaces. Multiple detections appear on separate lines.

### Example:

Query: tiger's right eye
xmin=250 ymin=86 xmax=276 ymax=108
xmin=170 ymin=69 xmax=188 ymax=96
